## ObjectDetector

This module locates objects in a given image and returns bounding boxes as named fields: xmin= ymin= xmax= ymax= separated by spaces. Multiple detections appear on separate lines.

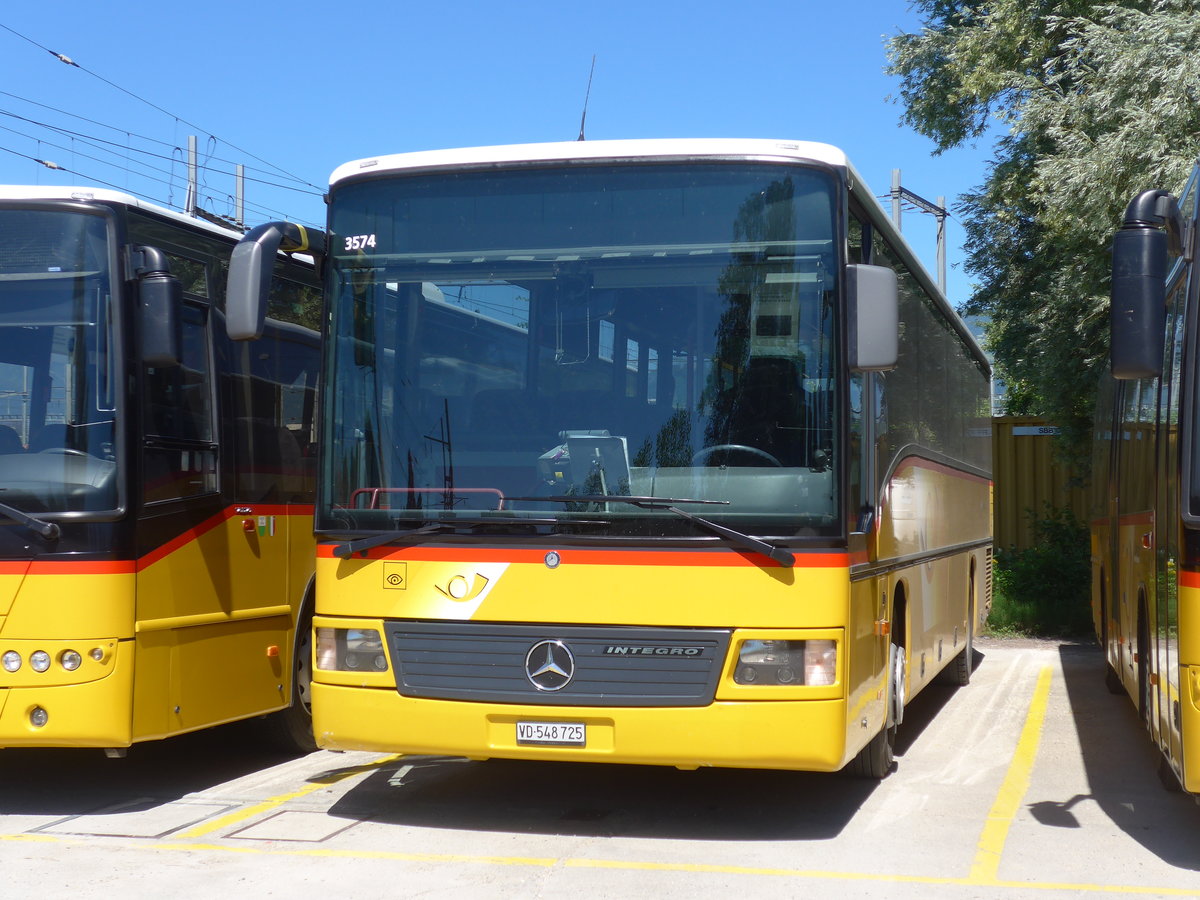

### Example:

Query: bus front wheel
xmin=259 ymin=611 xmax=317 ymax=753
xmin=847 ymin=642 xmax=902 ymax=779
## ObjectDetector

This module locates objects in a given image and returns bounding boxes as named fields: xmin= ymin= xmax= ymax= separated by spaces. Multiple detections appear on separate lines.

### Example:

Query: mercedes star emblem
xmin=524 ymin=639 xmax=575 ymax=691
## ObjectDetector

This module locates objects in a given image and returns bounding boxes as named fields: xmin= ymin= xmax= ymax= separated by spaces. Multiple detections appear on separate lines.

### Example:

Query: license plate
xmin=516 ymin=721 xmax=586 ymax=745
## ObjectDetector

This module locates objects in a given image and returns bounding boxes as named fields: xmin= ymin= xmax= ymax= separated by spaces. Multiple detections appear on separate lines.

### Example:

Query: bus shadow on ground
xmin=325 ymin=668 xmax=967 ymax=843
xmin=892 ymin=648 xmax=979 ymax=759
xmin=328 ymin=756 xmax=871 ymax=841
xmin=0 ymin=719 xmax=304 ymax=818
xmin=1046 ymin=643 xmax=1200 ymax=871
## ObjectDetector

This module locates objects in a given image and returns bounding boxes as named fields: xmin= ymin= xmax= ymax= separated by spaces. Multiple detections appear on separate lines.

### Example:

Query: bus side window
xmin=143 ymin=303 xmax=217 ymax=502
xmin=848 ymin=213 xmax=867 ymax=265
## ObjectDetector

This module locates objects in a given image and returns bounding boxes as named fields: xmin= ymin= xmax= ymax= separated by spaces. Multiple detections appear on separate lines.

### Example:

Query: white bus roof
xmin=330 ymin=139 xmax=853 ymax=187
xmin=0 ymin=185 xmax=242 ymax=240
xmin=326 ymin=140 xmax=985 ymax=368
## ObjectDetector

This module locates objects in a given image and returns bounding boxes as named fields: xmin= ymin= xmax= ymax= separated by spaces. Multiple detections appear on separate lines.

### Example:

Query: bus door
xmin=1154 ymin=276 xmax=1186 ymax=765
xmin=848 ymin=368 xmax=889 ymax=720
xmin=133 ymin=297 xmax=288 ymax=737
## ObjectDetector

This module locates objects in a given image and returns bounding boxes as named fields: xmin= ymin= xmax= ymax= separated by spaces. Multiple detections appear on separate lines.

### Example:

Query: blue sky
xmin=0 ymin=1 xmax=996 ymax=310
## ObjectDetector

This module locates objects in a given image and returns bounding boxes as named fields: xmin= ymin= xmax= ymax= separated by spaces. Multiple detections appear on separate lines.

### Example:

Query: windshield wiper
xmin=0 ymin=499 xmax=60 ymax=542
xmin=513 ymin=495 xmax=795 ymax=568
xmin=331 ymin=514 xmax=593 ymax=558
xmin=333 ymin=522 xmax=452 ymax=558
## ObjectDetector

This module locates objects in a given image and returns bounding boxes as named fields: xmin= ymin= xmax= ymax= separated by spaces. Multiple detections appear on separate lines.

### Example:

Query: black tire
xmin=941 ymin=617 xmax=974 ymax=687
xmin=847 ymin=643 xmax=902 ymax=779
xmin=259 ymin=612 xmax=316 ymax=753
xmin=1105 ymin=661 xmax=1124 ymax=695
xmin=1158 ymin=754 xmax=1183 ymax=793
xmin=848 ymin=719 xmax=895 ymax=779
xmin=1137 ymin=602 xmax=1151 ymax=725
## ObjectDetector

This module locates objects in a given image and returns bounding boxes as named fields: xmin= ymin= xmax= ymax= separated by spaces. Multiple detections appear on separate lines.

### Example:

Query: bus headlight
xmin=2 ymin=651 xmax=20 ymax=673
xmin=315 ymin=628 xmax=388 ymax=672
xmin=803 ymin=640 xmax=837 ymax=686
xmin=60 ymin=650 xmax=82 ymax=672
xmin=29 ymin=651 xmax=51 ymax=673
xmin=734 ymin=639 xmax=837 ymax=686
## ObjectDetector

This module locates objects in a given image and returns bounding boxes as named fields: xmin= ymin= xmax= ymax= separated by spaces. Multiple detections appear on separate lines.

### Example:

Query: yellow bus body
xmin=314 ymin=466 xmax=989 ymax=771
xmin=1092 ymin=164 xmax=1200 ymax=792
xmin=302 ymin=139 xmax=993 ymax=773
xmin=0 ymin=506 xmax=312 ymax=748
xmin=1180 ymin=570 xmax=1200 ymax=792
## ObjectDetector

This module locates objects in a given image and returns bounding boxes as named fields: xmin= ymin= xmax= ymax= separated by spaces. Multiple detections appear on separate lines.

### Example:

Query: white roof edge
xmin=0 ymin=184 xmax=242 ymax=239
xmin=330 ymin=139 xmax=850 ymax=186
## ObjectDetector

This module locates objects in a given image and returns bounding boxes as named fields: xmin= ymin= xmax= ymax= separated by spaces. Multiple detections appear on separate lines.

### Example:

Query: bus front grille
xmin=384 ymin=621 xmax=731 ymax=707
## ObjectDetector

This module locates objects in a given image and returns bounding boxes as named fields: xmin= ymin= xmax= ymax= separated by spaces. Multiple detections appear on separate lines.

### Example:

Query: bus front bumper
xmin=313 ymin=682 xmax=853 ymax=772
xmin=0 ymin=639 xmax=133 ymax=748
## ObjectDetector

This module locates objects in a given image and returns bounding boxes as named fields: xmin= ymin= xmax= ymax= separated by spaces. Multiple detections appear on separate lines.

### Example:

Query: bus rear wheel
xmin=940 ymin=614 xmax=974 ymax=687
xmin=1137 ymin=601 xmax=1151 ymax=725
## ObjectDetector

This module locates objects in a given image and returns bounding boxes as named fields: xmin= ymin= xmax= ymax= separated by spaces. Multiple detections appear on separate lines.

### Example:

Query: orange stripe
xmin=0 ymin=506 xmax=313 ymax=574
xmin=1180 ymin=570 xmax=1200 ymax=589
xmin=0 ymin=559 xmax=134 ymax=575
xmin=319 ymin=544 xmax=849 ymax=568
xmin=31 ymin=560 xmax=136 ymax=575
xmin=136 ymin=504 xmax=313 ymax=571
xmin=136 ymin=506 xmax=243 ymax=571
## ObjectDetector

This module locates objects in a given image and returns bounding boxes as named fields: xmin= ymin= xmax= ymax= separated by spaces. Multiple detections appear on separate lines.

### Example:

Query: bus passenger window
xmin=142 ymin=303 xmax=217 ymax=501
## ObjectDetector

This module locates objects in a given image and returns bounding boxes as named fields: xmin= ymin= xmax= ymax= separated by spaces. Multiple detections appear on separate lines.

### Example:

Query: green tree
xmin=888 ymin=1 xmax=1200 ymax=465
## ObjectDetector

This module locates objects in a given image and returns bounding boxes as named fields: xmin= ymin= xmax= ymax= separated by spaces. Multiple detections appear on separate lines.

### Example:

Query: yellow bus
xmin=1093 ymin=160 xmax=1200 ymax=791
xmin=231 ymin=139 xmax=992 ymax=776
xmin=0 ymin=186 xmax=321 ymax=754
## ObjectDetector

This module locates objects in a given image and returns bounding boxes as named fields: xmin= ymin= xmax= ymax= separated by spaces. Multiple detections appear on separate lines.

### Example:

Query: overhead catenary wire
xmin=0 ymin=119 xmax=319 ymax=227
xmin=0 ymin=22 xmax=321 ymax=192
xmin=0 ymin=125 xmax=311 ymax=226
xmin=876 ymin=192 xmax=959 ymax=223
xmin=0 ymin=141 xmax=323 ymax=229
xmin=0 ymin=106 xmax=322 ymax=197
xmin=0 ymin=88 xmax=322 ymax=225
xmin=0 ymin=90 xmax=318 ymax=191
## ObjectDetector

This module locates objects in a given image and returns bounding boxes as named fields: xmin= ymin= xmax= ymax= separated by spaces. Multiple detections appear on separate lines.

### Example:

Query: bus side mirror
xmin=846 ymin=264 xmax=899 ymax=372
xmin=228 ymin=222 xmax=326 ymax=341
xmin=1111 ymin=225 xmax=1167 ymax=380
xmin=134 ymin=245 xmax=181 ymax=368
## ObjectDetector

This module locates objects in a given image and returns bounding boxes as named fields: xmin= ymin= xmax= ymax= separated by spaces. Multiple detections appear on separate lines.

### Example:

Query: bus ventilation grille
xmin=384 ymin=621 xmax=731 ymax=707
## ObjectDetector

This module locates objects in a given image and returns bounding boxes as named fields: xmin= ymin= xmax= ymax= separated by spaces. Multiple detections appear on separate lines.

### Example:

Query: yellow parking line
xmin=172 ymin=753 xmax=402 ymax=840
xmin=12 ymin=666 xmax=1197 ymax=896
xmin=970 ymin=664 xmax=1053 ymax=883
xmin=143 ymin=843 xmax=1200 ymax=894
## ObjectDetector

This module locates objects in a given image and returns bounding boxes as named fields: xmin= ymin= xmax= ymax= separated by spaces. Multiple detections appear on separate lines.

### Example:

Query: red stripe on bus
xmin=0 ymin=506 xmax=313 ymax=575
xmin=1180 ymin=570 xmax=1200 ymax=589
xmin=0 ymin=560 xmax=135 ymax=575
xmin=136 ymin=505 xmax=313 ymax=571
xmin=892 ymin=455 xmax=991 ymax=485
xmin=318 ymin=544 xmax=849 ymax=568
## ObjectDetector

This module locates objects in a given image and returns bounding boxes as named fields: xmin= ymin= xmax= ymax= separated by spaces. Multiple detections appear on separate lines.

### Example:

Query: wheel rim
xmin=891 ymin=644 xmax=906 ymax=727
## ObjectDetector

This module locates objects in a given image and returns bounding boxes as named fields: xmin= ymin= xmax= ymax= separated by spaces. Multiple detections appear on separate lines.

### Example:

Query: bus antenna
xmin=577 ymin=56 xmax=596 ymax=141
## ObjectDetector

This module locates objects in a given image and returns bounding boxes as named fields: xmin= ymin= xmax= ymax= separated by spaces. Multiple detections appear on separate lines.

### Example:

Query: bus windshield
xmin=323 ymin=162 xmax=840 ymax=537
xmin=0 ymin=208 xmax=118 ymax=513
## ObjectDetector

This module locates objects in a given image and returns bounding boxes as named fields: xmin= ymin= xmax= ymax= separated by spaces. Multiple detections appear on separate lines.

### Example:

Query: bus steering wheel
xmin=691 ymin=444 xmax=783 ymax=467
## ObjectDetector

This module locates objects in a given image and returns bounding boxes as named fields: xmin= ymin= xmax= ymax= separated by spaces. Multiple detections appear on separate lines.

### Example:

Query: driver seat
xmin=726 ymin=357 xmax=805 ymax=466
xmin=28 ymin=423 xmax=71 ymax=453
xmin=0 ymin=424 xmax=22 ymax=453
